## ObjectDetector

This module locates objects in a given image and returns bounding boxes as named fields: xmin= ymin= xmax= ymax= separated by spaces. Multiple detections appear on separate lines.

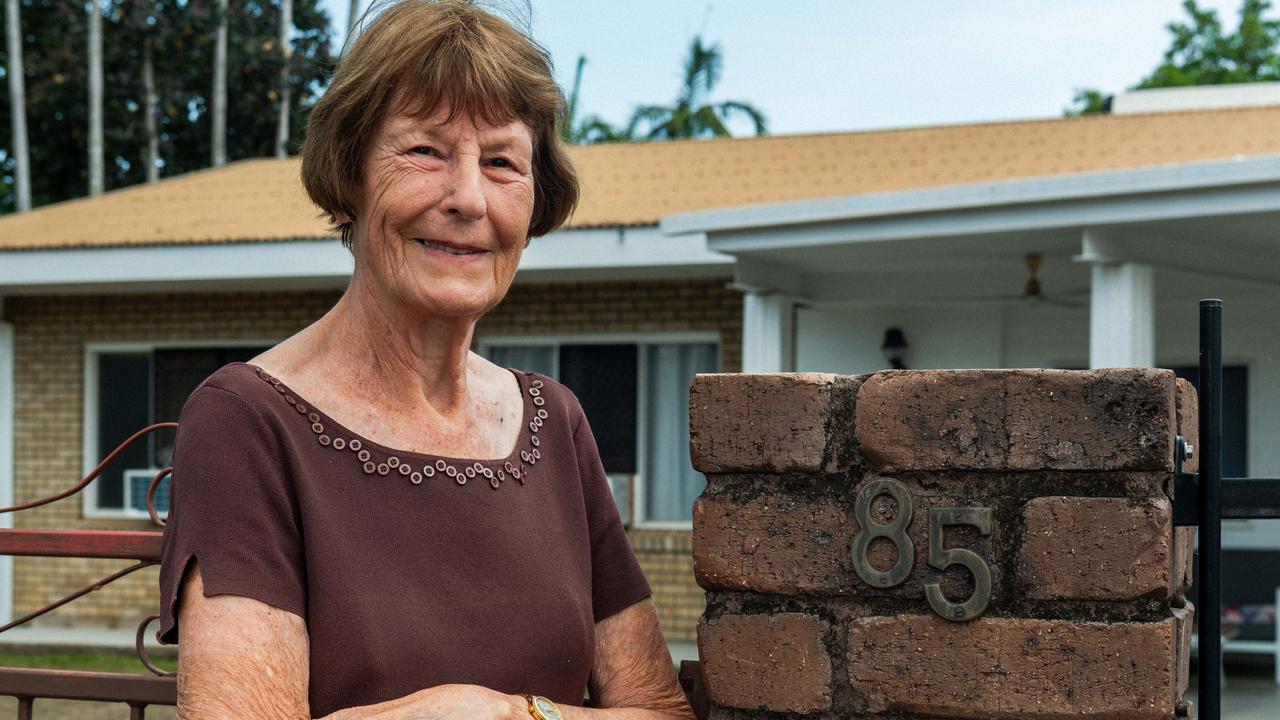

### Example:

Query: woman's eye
xmin=411 ymin=146 xmax=438 ymax=157
xmin=488 ymin=156 xmax=513 ymax=169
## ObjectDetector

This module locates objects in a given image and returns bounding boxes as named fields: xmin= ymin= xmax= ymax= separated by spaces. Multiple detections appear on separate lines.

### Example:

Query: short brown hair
xmin=301 ymin=0 xmax=579 ymax=247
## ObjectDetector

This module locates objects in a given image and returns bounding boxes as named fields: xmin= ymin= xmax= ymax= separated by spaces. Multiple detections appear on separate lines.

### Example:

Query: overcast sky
xmin=320 ymin=0 xmax=1246 ymax=135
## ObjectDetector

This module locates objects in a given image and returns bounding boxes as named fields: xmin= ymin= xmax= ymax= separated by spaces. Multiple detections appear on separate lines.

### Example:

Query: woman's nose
xmin=441 ymin=160 xmax=487 ymax=220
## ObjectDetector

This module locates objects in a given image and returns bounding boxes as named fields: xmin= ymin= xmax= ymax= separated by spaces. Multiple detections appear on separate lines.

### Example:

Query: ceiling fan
xmin=932 ymin=253 xmax=1087 ymax=309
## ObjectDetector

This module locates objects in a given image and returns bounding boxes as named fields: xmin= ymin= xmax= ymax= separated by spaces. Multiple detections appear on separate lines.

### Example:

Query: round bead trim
xmin=255 ymin=367 xmax=548 ymax=491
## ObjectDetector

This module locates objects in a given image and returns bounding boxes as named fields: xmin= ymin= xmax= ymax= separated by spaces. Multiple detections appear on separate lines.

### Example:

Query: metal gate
xmin=1175 ymin=299 xmax=1280 ymax=720
xmin=0 ymin=423 xmax=176 ymax=718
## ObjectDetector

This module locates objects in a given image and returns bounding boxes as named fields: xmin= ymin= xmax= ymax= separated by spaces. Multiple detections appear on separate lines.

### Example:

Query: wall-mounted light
xmin=882 ymin=327 xmax=909 ymax=369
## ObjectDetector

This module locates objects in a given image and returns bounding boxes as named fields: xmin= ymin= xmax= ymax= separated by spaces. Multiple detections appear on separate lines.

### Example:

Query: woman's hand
xmin=328 ymin=684 xmax=529 ymax=720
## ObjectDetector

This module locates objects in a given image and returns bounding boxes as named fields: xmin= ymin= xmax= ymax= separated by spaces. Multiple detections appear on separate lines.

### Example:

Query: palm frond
xmin=680 ymin=35 xmax=723 ymax=106
xmin=692 ymin=105 xmax=730 ymax=138
xmin=626 ymin=104 xmax=676 ymax=139
xmin=715 ymin=100 xmax=767 ymax=135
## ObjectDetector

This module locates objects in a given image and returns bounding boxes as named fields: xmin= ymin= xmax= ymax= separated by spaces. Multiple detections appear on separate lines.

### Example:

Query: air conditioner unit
xmin=124 ymin=468 xmax=170 ymax=519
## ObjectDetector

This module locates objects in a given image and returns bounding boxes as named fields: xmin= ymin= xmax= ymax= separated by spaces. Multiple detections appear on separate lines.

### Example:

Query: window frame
xmin=82 ymin=339 xmax=280 ymax=520
xmin=476 ymin=331 xmax=721 ymax=530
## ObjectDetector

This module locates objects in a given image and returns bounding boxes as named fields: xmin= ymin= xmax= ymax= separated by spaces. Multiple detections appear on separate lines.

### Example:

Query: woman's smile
xmin=412 ymin=237 xmax=490 ymax=260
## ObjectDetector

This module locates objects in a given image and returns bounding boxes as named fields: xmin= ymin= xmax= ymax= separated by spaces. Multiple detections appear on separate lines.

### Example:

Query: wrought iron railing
xmin=1173 ymin=300 xmax=1280 ymax=720
xmin=0 ymin=422 xmax=176 ymax=719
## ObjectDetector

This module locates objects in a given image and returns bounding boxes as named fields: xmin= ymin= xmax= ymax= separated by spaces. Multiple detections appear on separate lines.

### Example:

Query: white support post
xmin=1088 ymin=261 xmax=1155 ymax=369
xmin=742 ymin=291 xmax=795 ymax=372
xmin=0 ymin=301 xmax=14 ymax=624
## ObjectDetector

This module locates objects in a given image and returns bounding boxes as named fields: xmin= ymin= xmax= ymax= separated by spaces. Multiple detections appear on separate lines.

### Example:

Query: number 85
xmin=850 ymin=477 xmax=993 ymax=622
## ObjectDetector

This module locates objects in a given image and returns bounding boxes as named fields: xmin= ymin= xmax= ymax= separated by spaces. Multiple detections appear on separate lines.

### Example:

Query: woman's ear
xmin=336 ymin=212 xmax=353 ymax=224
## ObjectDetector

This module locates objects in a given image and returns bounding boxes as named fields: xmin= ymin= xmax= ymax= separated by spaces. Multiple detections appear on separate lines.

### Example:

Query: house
xmin=2 ymin=85 xmax=1280 ymax=644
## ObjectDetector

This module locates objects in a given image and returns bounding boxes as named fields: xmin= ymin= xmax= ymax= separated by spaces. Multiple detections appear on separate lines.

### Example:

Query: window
xmin=482 ymin=337 xmax=719 ymax=526
xmin=87 ymin=345 xmax=269 ymax=517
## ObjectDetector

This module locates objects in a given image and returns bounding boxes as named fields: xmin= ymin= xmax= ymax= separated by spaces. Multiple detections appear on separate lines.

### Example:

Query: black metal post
xmin=1198 ymin=298 xmax=1223 ymax=720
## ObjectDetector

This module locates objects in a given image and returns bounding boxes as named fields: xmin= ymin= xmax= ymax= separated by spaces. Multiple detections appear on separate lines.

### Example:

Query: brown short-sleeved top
xmin=158 ymin=362 xmax=651 ymax=717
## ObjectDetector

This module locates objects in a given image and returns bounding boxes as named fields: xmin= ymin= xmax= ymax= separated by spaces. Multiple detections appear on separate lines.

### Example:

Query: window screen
xmin=96 ymin=354 xmax=151 ymax=510
xmin=559 ymin=344 xmax=637 ymax=474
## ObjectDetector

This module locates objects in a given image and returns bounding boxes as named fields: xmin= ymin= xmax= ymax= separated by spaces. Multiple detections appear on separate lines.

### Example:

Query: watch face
xmin=534 ymin=696 xmax=561 ymax=720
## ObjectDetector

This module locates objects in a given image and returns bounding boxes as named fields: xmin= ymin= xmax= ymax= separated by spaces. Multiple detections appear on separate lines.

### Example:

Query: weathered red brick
xmin=1020 ymin=496 xmax=1174 ymax=600
xmin=1172 ymin=526 xmax=1195 ymax=600
xmin=698 ymin=613 xmax=832 ymax=713
xmin=693 ymin=483 xmax=997 ymax=600
xmin=855 ymin=368 xmax=1177 ymax=472
xmin=693 ymin=493 xmax=850 ymax=594
xmin=1173 ymin=605 xmax=1193 ymax=699
xmin=1176 ymin=377 xmax=1199 ymax=473
xmin=847 ymin=614 xmax=1182 ymax=719
xmin=689 ymin=373 xmax=862 ymax=474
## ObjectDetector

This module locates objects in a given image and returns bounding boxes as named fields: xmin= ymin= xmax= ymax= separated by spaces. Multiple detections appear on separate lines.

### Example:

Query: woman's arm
xmin=178 ymin=564 xmax=528 ymax=720
xmin=178 ymin=566 xmax=691 ymax=720
xmin=562 ymin=599 xmax=696 ymax=720
xmin=176 ymin=561 xmax=311 ymax=719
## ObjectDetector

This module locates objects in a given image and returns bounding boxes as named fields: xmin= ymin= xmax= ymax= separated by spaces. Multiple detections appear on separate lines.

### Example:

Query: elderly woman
xmin=156 ymin=2 xmax=696 ymax=718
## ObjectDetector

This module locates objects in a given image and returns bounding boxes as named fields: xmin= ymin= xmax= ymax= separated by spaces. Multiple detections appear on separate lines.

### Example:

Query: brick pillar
xmin=689 ymin=370 xmax=1196 ymax=719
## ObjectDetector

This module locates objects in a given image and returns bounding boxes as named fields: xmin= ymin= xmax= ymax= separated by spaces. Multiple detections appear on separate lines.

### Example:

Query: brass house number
xmin=850 ymin=477 xmax=994 ymax=622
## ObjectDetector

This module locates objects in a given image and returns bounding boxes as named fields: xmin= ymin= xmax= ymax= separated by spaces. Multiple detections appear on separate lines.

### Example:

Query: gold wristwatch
xmin=522 ymin=694 xmax=563 ymax=720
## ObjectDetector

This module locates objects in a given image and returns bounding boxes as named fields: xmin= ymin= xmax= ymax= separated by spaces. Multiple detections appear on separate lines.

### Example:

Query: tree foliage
xmin=563 ymin=35 xmax=768 ymax=144
xmin=626 ymin=35 xmax=766 ymax=140
xmin=0 ymin=0 xmax=334 ymax=213
xmin=560 ymin=54 xmax=630 ymax=144
xmin=1066 ymin=0 xmax=1280 ymax=115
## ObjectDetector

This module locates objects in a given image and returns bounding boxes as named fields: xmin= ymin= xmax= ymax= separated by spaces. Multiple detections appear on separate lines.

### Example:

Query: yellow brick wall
xmin=3 ymin=278 xmax=739 ymax=643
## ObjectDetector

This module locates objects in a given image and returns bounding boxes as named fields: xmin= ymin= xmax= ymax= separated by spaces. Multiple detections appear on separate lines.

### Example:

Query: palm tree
xmin=275 ymin=0 xmax=293 ymax=158
xmin=626 ymin=35 xmax=766 ymax=140
xmin=142 ymin=36 xmax=159 ymax=182
xmin=212 ymin=0 xmax=229 ymax=166
xmin=560 ymin=55 xmax=631 ymax=144
xmin=4 ymin=0 xmax=31 ymax=210
xmin=88 ymin=0 xmax=104 ymax=195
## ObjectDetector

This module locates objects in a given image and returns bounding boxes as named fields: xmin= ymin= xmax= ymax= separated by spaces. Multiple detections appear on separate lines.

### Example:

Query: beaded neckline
xmin=244 ymin=363 xmax=546 ymax=490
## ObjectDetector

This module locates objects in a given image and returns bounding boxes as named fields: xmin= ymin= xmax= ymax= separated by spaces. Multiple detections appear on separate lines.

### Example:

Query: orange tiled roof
xmin=4 ymin=105 xmax=1280 ymax=250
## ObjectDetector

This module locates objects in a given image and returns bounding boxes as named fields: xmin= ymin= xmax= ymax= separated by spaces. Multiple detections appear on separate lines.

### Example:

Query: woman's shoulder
xmin=178 ymin=362 xmax=284 ymax=426
xmin=517 ymin=370 xmax=586 ymax=430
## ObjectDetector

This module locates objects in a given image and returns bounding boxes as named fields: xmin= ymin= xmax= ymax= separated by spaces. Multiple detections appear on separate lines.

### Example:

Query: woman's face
xmin=352 ymin=102 xmax=536 ymax=320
